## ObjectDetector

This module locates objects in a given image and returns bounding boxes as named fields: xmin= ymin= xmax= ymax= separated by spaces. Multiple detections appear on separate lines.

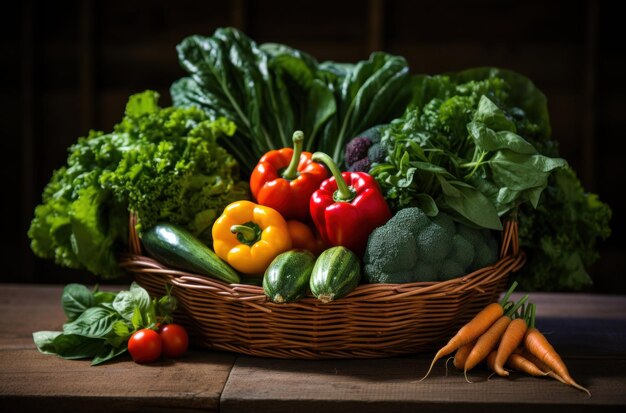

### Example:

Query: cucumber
xmin=310 ymin=246 xmax=361 ymax=303
xmin=141 ymin=223 xmax=240 ymax=284
xmin=263 ymin=250 xmax=316 ymax=303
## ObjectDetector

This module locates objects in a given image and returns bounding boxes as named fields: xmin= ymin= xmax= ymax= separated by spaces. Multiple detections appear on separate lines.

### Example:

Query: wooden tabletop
xmin=1 ymin=284 xmax=625 ymax=412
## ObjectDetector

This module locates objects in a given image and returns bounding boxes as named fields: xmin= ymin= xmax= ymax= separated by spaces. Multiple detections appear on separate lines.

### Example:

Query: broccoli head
xmin=363 ymin=207 xmax=499 ymax=283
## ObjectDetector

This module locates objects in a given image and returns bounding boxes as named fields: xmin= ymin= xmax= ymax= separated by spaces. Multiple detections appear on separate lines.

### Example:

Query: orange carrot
xmin=493 ymin=317 xmax=528 ymax=376
xmin=505 ymin=353 xmax=549 ymax=377
xmin=485 ymin=350 xmax=499 ymax=380
xmin=463 ymin=294 xmax=528 ymax=382
xmin=524 ymin=304 xmax=591 ymax=397
xmin=418 ymin=282 xmax=519 ymax=381
xmin=521 ymin=349 xmax=567 ymax=383
xmin=463 ymin=315 xmax=512 ymax=382
xmin=453 ymin=342 xmax=474 ymax=370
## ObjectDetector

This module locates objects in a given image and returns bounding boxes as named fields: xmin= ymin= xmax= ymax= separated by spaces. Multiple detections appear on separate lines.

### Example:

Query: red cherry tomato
xmin=158 ymin=324 xmax=189 ymax=358
xmin=128 ymin=328 xmax=162 ymax=363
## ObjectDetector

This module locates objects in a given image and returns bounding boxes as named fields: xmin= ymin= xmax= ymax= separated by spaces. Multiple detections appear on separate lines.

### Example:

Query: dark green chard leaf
xmin=320 ymin=53 xmax=412 ymax=164
xmin=172 ymin=28 xmax=413 ymax=171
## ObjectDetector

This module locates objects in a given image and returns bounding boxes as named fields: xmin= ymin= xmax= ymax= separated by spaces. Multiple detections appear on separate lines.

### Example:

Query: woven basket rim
xmin=121 ymin=214 xmax=525 ymax=358
xmin=120 ymin=214 xmax=524 ymax=306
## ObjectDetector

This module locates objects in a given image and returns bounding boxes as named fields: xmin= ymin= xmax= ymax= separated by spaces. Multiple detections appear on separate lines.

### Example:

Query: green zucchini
xmin=263 ymin=250 xmax=316 ymax=303
xmin=310 ymin=246 xmax=361 ymax=303
xmin=141 ymin=223 xmax=240 ymax=284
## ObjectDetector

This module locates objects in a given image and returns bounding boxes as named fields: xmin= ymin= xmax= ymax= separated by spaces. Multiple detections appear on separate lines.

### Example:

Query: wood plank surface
xmin=0 ymin=349 xmax=234 ymax=413
xmin=0 ymin=284 xmax=235 ymax=413
xmin=221 ymin=356 xmax=625 ymax=413
xmin=221 ymin=291 xmax=626 ymax=413
xmin=1 ymin=284 xmax=625 ymax=412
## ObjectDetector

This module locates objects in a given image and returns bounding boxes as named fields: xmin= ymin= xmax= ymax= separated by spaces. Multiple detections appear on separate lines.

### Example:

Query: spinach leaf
xmin=371 ymin=69 xmax=567 ymax=227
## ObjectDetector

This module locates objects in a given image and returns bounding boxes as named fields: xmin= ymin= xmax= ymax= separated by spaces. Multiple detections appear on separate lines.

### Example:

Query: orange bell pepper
xmin=212 ymin=201 xmax=292 ymax=275
xmin=249 ymin=131 xmax=328 ymax=221
xmin=286 ymin=220 xmax=328 ymax=256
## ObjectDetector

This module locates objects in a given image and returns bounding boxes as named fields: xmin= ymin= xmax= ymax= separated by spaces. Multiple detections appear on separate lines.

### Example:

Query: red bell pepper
xmin=309 ymin=152 xmax=391 ymax=255
xmin=250 ymin=131 xmax=328 ymax=222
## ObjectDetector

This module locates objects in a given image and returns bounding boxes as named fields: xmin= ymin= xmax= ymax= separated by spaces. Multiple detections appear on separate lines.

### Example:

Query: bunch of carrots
xmin=420 ymin=282 xmax=591 ymax=397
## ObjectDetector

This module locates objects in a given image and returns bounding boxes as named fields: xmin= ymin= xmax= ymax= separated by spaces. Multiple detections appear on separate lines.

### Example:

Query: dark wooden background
xmin=3 ymin=0 xmax=624 ymax=292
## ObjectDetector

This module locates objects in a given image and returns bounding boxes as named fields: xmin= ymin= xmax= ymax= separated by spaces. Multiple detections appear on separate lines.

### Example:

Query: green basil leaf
xmin=93 ymin=290 xmax=117 ymax=305
xmin=112 ymin=291 xmax=135 ymax=321
xmin=112 ymin=320 xmax=131 ymax=338
xmin=156 ymin=294 xmax=178 ymax=320
xmin=91 ymin=345 xmax=127 ymax=366
xmin=129 ymin=282 xmax=150 ymax=314
xmin=131 ymin=306 xmax=143 ymax=330
xmin=50 ymin=334 xmax=105 ymax=360
xmin=61 ymin=284 xmax=94 ymax=321
xmin=33 ymin=331 xmax=63 ymax=355
xmin=63 ymin=307 xmax=117 ymax=338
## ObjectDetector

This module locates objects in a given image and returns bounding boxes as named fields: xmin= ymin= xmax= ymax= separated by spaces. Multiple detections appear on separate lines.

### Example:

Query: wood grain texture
xmin=0 ymin=284 xmax=235 ymax=413
xmin=220 ymin=356 xmax=626 ymax=413
xmin=0 ymin=349 xmax=234 ymax=413
xmin=1 ymin=285 xmax=625 ymax=412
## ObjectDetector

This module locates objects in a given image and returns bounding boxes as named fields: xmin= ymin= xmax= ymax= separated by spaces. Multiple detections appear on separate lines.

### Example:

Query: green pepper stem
xmin=282 ymin=131 xmax=304 ymax=180
xmin=230 ymin=224 xmax=258 ymax=244
xmin=312 ymin=151 xmax=355 ymax=202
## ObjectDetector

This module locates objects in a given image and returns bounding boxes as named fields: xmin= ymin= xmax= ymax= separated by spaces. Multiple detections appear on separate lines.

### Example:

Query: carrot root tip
xmin=464 ymin=369 xmax=473 ymax=384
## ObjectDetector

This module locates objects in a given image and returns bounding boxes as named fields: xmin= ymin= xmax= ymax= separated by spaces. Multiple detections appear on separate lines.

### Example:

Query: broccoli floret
xmin=364 ymin=207 xmax=499 ymax=284
xmin=456 ymin=226 xmax=499 ymax=271
xmin=415 ymin=213 xmax=455 ymax=265
xmin=344 ymin=125 xmax=387 ymax=172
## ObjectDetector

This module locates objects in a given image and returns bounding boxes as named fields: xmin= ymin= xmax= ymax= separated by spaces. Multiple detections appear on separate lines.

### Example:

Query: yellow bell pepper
xmin=212 ymin=200 xmax=292 ymax=275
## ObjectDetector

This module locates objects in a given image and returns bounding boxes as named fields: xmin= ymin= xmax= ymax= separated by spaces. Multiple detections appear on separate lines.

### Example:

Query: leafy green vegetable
xmin=370 ymin=68 xmax=611 ymax=290
xmin=171 ymin=27 xmax=413 ymax=173
xmin=33 ymin=283 xmax=174 ymax=365
xmin=371 ymin=69 xmax=567 ymax=229
xmin=28 ymin=90 xmax=248 ymax=278
xmin=516 ymin=167 xmax=612 ymax=290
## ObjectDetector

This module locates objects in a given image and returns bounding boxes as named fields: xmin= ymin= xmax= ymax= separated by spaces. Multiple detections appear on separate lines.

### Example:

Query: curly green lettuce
xmin=28 ymin=90 xmax=248 ymax=278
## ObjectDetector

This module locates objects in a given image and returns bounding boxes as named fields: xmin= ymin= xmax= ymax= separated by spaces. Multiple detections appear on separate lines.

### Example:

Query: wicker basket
xmin=120 ymin=214 xmax=525 ymax=359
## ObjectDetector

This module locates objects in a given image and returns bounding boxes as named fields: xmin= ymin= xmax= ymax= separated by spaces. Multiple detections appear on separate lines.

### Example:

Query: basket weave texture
xmin=120 ymin=215 xmax=525 ymax=359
